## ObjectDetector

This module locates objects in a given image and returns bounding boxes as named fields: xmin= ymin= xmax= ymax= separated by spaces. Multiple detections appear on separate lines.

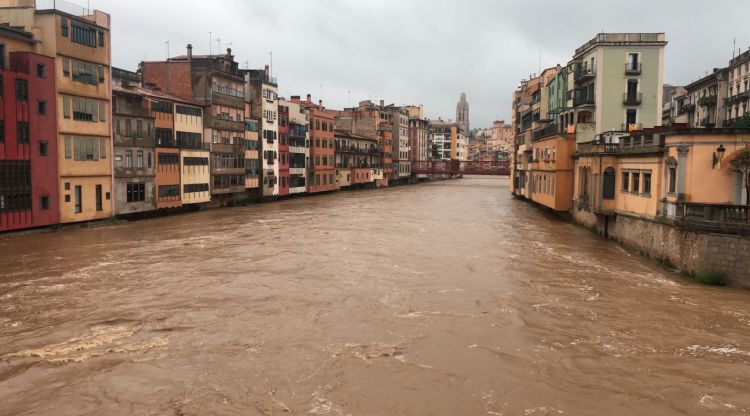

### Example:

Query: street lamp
xmin=713 ymin=144 xmax=726 ymax=169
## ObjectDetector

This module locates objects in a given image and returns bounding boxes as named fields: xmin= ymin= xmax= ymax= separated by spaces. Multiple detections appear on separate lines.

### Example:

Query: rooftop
xmin=574 ymin=33 xmax=667 ymax=58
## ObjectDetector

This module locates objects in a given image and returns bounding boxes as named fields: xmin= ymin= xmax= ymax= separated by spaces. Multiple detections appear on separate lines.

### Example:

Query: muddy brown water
xmin=1 ymin=177 xmax=749 ymax=415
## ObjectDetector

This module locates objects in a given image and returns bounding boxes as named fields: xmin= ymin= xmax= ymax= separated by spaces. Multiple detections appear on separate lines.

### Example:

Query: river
xmin=1 ymin=177 xmax=749 ymax=415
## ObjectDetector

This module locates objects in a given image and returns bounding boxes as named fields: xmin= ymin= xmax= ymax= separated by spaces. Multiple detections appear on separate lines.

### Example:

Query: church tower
xmin=456 ymin=93 xmax=470 ymax=136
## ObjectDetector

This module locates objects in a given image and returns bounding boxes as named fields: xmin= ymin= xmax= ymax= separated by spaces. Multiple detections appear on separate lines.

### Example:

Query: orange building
xmin=300 ymin=95 xmax=335 ymax=193
xmin=529 ymin=132 xmax=576 ymax=212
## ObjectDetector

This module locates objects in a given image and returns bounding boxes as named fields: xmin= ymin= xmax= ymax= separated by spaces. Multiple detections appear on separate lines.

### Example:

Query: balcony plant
xmin=698 ymin=96 xmax=717 ymax=107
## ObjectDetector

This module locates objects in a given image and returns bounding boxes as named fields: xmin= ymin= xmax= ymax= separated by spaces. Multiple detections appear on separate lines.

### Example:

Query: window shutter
xmin=100 ymin=138 xmax=107 ymax=158
xmin=63 ymin=96 xmax=70 ymax=118
xmin=63 ymin=58 xmax=70 ymax=76
xmin=65 ymin=136 xmax=71 ymax=158
xmin=98 ymin=101 xmax=105 ymax=121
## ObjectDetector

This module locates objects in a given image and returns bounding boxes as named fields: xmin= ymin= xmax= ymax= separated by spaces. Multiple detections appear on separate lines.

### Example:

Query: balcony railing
xmin=532 ymin=124 xmax=560 ymax=140
xmin=574 ymin=66 xmax=596 ymax=82
xmin=573 ymin=95 xmax=595 ymax=107
xmin=36 ymin=0 xmax=91 ymax=16
xmin=623 ymin=92 xmax=642 ymax=105
xmin=663 ymin=201 xmax=750 ymax=233
xmin=625 ymin=62 xmax=642 ymax=75
xmin=622 ymin=122 xmax=643 ymax=132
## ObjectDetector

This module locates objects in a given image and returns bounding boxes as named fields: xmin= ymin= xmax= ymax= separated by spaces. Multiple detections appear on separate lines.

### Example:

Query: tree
xmin=734 ymin=116 xmax=750 ymax=128
xmin=730 ymin=147 xmax=750 ymax=206
xmin=431 ymin=142 xmax=440 ymax=159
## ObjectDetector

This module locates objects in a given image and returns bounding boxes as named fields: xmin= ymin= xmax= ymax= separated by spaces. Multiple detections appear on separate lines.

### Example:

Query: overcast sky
xmin=94 ymin=0 xmax=750 ymax=128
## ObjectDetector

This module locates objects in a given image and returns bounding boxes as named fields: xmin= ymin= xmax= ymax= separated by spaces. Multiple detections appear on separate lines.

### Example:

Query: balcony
xmin=623 ymin=92 xmax=642 ymax=105
xmin=211 ymin=117 xmax=245 ymax=133
xmin=574 ymin=66 xmax=596 ymax=83
xmin=576 ymin=141 xmax=620 ymax=155
xmin=622 ymin=122 xmax=643 ymax=132
xmin=625 ymin=62 xmax=641 ymax=75
xmin=698 ymin=95 xmax=717 ymax=108
xmin=532 ymin=124 xmax=560 ymax=140
xmin=211 ymin=142 xmax=245 ymax=154
xmin=725 ymin=91 xmax=750 ymax=105
xmin=573 ymin=95 xmax=595 ymax=107
xmin=662 ymin=202 xmax=750 ymax=234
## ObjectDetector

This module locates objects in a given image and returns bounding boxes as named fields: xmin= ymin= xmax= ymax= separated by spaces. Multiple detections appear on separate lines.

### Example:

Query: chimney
xmin=318 ymin=99 xmax=323 ymax=108
xmin=306 ymin=94 xmax=312 ymax=102
xmin=291 ymin=95 xmax=300 ymax=103
xmin=187 ymin=44 xmax=193 ymax=60
xmin=379 ymin=99 xmax=384 ymax=107
xmin=227 ymin=47 xmax=232 ymax=57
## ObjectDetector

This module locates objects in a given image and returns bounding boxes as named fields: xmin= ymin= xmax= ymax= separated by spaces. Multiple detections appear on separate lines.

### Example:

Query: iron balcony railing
xmin=574 ymin=66 xmax=596 ymax=82
xmin=625 ymin=62 xmax=642 ymax=75
xmin=662 ymin=201 xmax=750 ymax=232
xmin=623 ymin=92 xmax=642 ymax=105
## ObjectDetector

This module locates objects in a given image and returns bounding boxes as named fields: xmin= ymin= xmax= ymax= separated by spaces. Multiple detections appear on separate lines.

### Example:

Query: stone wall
xmin=573 ymin=207 xmax=750 ymax=288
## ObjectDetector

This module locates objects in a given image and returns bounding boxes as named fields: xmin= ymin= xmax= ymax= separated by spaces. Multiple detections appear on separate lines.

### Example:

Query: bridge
xmin=411 ymin=160 xmax=510 ymax=176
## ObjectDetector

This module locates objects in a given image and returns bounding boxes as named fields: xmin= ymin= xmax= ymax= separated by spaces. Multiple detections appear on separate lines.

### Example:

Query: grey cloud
xmin=96 ymin=0 xmax=750 ymax=127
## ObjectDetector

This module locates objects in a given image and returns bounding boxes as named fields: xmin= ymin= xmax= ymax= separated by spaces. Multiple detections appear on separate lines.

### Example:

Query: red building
xmin=0 ymin=46 xmax=59 ymax=231
xmin=300 ymin=95 xmax=335 ymax=193
xmin=277 ymin=102 xmax=290 ymax=197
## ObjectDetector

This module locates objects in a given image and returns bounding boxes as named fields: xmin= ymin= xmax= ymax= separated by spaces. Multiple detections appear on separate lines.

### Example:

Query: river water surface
xmin=1 ymin=177 xmax=750 ymax=415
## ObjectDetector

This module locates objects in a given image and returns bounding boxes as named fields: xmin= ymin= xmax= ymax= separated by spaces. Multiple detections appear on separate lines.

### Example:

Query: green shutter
xmin=64 ymin=136 xmax=71 ymax=158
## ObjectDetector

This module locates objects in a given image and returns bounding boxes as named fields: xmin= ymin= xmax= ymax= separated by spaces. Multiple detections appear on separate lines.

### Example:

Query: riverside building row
xmin=0 ymin=0 xmax=468 ymax=233
xmin=511 ymin=32 xmax=750 ymax=286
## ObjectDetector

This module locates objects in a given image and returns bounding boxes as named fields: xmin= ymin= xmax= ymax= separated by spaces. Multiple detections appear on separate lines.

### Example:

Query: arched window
xmin=603 ymin=167 xmax=616 ymax=199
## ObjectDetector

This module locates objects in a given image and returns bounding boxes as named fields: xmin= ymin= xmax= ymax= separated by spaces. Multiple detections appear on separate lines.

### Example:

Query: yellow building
xmin=174 ymin=103 xmax=210 ymax=205
xmin=529 ymin=132 xmax=576 ymax=212
xmin=0 ymin=1 xmax=113 ymax=223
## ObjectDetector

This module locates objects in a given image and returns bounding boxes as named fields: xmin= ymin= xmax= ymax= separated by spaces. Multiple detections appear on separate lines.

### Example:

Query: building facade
xmin=725 ymin=49 xmax=750 ymax=126
xmin=0 ymin=38 xmax=59 ymax=231
xmin=245 ymin=66 xmax=279 ymax=198
xmin=112 ymin=71 xmax=156 ymax=215
xmin=286 ymin=96 xmax=309 ymax=195
xmin=385 ymin=105 xmax=410 ymax=182
xmin=1 ymin=1 xmax=114 ymax=224
xmin=300 ymin=95 xmax=335 ymax=193
xmin=334 ymin=130 xmax=381 ymax=189
xmin=142 ymin=45 xmax=246 ymax=206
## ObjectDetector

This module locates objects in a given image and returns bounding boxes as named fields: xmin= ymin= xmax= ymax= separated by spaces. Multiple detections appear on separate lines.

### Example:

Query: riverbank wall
xmin=570 ymin=206 xmax=750 ymax=289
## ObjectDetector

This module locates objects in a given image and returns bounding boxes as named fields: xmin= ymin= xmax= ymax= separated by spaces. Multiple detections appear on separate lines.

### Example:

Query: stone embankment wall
xmin=572 ymin=208 xmax=750 ymax=288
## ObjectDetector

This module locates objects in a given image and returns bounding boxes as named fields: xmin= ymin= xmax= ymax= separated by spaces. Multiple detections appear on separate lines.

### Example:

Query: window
xmin=125 ymin=150 xmax=132 ymax=168
xmin=176 ymin=105 xmax=201 ymax=117
xmin=137 ymin=120 xmax=143 ymax=137
xmin=71 ymin=59 xmax=100 ymax=85
xmin=72 ymin=24 xmax=97 ymax=47
xmin=183 ymin=183 xmax=209 ymax=193
xmin=159 ymin=185 xmax=180 ymax=198
xmin=668 ymin=167 xmax=676 ymax=194
xmin=176 ymin=131 xmax=202 ymax=149
xmin=632 ymin=171 xmax=640 ymax=193
xmin=16 ymin=122 xmax=29 ymax=144
xmin=39 ymin=141 xmax=48 ymax=156
xmin=62 ymin=57 xmax=70 ymax=77
xmin=626 ymin=109 xmax=637 ymax=126
xmin=183 ymin=157 xmax=209 ymax=166
xmin=125 ymin=119 xmax=132 ymax=137
xmin=95 ymin=184 xmax=102 ymax=211
xmin=74 ymin=185 xmax=82 ymax=213
xmin=329 ymin=174 xmax=334 ymax=185
xmin=126 ymin=183 xmax=145 ymax=202
xmin=98 ymin=31 xmax=105 ymax=47
xmin=147 ymin=152 xmax=152 ymax=168
xmin=65 ymin=194 xmax=70 ymax=203
xmin=72 ymin=96 xmax=101 ymax=121
xmin=71 ymin=137 xmax=101 ymax=161
xmin=603 ymin=168 xmax=615 ymax=199
xmin=136 ymin=150 xmax=144 ymax=168
xmin=65 ymin=182 xmax=70 ymax=191
xmin=158 ymin=153 xmax=179 ymax=165
xmin=61 ymin=16 xmax=69 ymax=37
xmin=40 ymin=195 xmax=49 ymax=210
xmin=643 ymin=172 xmax=652 ymax=195
xmin=622 ymin=170 xmax=630 ymax=191
xmin=36 ymin=63 xmax=46 ymax=78
xmin=15 ymin=79 xmax=28 ymax=101
xmin=37 ymin=100 xmax=47 ymax=115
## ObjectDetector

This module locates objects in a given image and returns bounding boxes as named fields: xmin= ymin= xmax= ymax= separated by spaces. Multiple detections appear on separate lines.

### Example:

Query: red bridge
xmin=411 ymin=160 xmax=510 ymax=176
